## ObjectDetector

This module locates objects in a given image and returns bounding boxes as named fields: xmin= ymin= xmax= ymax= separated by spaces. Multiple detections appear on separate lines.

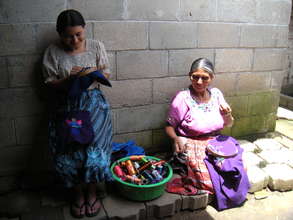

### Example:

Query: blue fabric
xmin=48 ymin=89 xmax=113 ymax=188
xmin=111 ymin=141 xmax=145 ymax=162
xmin=68 ymin=70 xmax=112 ymax=99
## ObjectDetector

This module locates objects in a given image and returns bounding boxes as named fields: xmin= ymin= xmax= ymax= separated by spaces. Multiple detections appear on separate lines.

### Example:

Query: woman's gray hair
xmin=189 ymin=58 xmax=215 ymax=76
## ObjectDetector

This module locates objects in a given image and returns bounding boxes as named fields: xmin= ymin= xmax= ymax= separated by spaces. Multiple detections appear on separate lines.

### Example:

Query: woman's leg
xmin=85 ymin=182 xmax=101 ymax=217
xmin=71 ymin=184 xmax=86 ymax=218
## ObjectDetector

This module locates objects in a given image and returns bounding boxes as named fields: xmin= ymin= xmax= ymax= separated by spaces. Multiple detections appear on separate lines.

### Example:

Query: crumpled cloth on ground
xmin=111 ymin=140 xmax=145 ymax=163
xmin=204 ymin=136 xmax=250 ymax=211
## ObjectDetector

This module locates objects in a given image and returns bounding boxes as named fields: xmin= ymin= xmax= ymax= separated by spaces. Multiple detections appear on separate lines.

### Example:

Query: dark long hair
xmin=56 ymin=9 xmax=85 ymax=34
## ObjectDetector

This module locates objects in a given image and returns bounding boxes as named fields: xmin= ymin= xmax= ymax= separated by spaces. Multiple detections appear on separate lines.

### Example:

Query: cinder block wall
xmin=0 ymin=0 xmax=291 ymax=189
xmin=283 ymin=2 xmax=293 ymax=93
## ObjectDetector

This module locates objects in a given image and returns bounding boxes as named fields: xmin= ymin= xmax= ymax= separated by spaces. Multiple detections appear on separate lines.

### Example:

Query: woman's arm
xmin=220 ymin=103 xmax=234 ymax=128
xmin=165 ymin=125 xmax=185 ymax=153
xmin=46 ymin=66 xmax=83 ymax=89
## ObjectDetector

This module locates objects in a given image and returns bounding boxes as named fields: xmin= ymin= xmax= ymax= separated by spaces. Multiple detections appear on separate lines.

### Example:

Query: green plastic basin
xmin=111 ymin=156 xmax=173 ymax=201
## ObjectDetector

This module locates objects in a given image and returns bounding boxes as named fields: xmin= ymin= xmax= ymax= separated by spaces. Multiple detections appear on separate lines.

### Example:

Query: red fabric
xmin=166 ymin=138 xmax=214 ymax=195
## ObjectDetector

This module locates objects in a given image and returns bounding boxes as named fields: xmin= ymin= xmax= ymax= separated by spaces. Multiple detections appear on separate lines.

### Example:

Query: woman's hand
xmin=220 ymin=103 xmax=234 ymax=127
xmin=70 ymin=66 xmax=84 ymax=76
xmin=173 ymin=137 xmax=186 ymax=153
xmin=219 ymin=103 xmax=232 ymax=116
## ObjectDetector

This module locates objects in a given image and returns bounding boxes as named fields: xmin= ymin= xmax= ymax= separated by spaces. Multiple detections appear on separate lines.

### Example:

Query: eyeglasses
xmin=190 ymin=75 xmax=210 ymax=82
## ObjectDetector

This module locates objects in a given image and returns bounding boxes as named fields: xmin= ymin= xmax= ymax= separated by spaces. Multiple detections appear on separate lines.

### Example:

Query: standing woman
xmin=42 ymin=9 xmax=112 ymax=218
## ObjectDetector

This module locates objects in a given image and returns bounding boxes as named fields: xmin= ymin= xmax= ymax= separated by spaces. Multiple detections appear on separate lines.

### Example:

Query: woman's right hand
xmin=70 ymin=66 xmax=83 ymax=76
xmin=173 ymin=137 xmax=186 ymax=153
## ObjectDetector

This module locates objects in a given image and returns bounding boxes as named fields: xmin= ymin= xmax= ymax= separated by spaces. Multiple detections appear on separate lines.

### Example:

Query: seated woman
xmin=165 ymin=58 xmax=250 ymax=210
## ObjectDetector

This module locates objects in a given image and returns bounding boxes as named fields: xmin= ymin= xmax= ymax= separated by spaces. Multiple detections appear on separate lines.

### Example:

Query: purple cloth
xmin=204 ymin=136 xmax=250 ymax=210
xmin=56 ymin=110 xmax=94 ymax=152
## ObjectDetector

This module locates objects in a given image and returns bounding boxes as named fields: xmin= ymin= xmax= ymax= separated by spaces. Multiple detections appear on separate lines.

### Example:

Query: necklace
xmin=189 ymin=88 xmax=213 ymax=112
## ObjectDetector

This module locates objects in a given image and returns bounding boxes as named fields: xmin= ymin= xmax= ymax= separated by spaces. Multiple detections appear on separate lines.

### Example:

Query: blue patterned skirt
xmin=48 ymin=89 xmax=113 ymax=188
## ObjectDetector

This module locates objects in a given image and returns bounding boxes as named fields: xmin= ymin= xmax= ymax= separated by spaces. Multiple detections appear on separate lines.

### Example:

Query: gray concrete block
xmin=152 ymin=129 xmax=172 ymax=153
xmin=127 ymin=0 xmax=179 ymax=20
xmin=117 ymin=50 xmax=168 ymax=80
xmin=240 ymin=25 xmax=289 ymax=48
xmin=0 ymin=176 xmax=18 ymax=194
xmin=116 ymin=104 xmax=169 ymax=133
xmin=253 ymin=138 xmax=284 ymax=151
xmin=107 ymin=52 xmax=116 ymax=79
xmin=68 ymin=0 xmax=124 ymax=20
xmin=237 ymin=72 xmax=272 ymax=94
xmin=102 ymin=194 xmax=146 ymax=220
xmin=153 ymin=76 xmax=190 ymax=104
xmin=181 ymin=193 xmax=209 ymax=211
xmin=198 ymin=23 xmax=240 ymax=48
xmin=0 ymin=145 xmax=31 ymax=175
xmin=271 ymin=71 xmax=285 ymax=91
xmin=247 ymin=166 xmax=269 ymax=193
xmin=242 ymin=152 xmax=265 ymax=168
xmin=273 ymin=135 xmax=293 ymax=150
xmin=179 ymin=0 xmax=217 ymax=21
xmin=0 ymin=191 xmax=40 ymax=217
xmin=40 ymin=189 xmax=67 ymax=208
xmin=0 ymin=118 xmax=16 ymax=148
xmin=248 ymin=92 xmax=279 ymax=115
xmin=256 ymin=0 xmax=292 ymax=25
xmin=0 ymin=88 xmax=44 ymax=118
xmin=215 ymin=49 xmax=253 ymax=73
xmin=102 ymin=79 xmax=152 ymax=108
xmin=211 ymin=73 xmax=237 ymax=96
xmin=145 ymin=192 xmax=182 ymax=219
xmin=22 ymin=207 xmax=64 ymax=220
xmin=253 ymin=49 xmax=287 ymax=71
xmin=63 ymin=204 xmax=107 ymax=220
xmin=258 ymin=148 xmax=293 ymax=165
xmin=168 ymin=49 xmax=214 ymax=76
xmin=238 ymin=140 xmax=259 ymax=153
xmin=0 ymin=57 xmax=9 ymax=88
xmin=15 ymin=115 xmax=46 ymax=145
xmin=34 ymin=23 xmax=59 ymax=53
xmin=0 ymin=0 xmax=64 ymax=23
xmin=263 ymin=164 xmax=293 ymax=191
xmin=0 ymin=24 xmax=37 ymax=56
xmin=7 ymin=54 xmax=42 ymax=87
xmin=150 ymin=22 xmax=197 ymax=49
xmin=217 ymin=0 xmax=256 ymax=22
xmin=113 ymin=130 xmax=153 ymax=150
xmin=226 ymin=95 xmax=249 ymax=118
xmin=93 ymin=22 xmax=148 ymax=51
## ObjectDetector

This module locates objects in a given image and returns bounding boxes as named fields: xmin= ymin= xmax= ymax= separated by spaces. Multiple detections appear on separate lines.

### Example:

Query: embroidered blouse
xmin=166 ymin=87 xmax=228 ymax=137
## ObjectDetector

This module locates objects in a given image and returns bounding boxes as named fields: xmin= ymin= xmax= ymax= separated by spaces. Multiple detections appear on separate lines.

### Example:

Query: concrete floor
xmin=170 ymin=190 xmax=293 ymax=220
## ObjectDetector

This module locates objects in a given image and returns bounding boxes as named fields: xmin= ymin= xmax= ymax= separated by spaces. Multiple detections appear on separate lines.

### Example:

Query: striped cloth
xmin=166 ymin=137 xmax=214 ymax=195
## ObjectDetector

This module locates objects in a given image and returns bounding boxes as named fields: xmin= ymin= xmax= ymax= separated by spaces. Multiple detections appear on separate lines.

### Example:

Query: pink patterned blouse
xmin=166 ymin=87 xmax=228 ymax=137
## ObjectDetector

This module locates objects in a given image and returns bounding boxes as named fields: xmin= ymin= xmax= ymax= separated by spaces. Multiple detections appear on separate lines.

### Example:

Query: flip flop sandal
xmin=70 ymin=202 xmax=85 ymax=219
xmin=86 ymin=198 xmax=101 ymax=217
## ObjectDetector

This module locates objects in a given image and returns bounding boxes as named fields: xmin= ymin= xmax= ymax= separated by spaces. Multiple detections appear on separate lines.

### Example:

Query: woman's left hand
xmin=219 ymin=103 xmax=232 ymax=116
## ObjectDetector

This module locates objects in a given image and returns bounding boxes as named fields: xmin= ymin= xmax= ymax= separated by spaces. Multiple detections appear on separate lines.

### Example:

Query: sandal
xmin=70 ymin=202 xmax=86 ymax=219
xmin=85 ymin=198 xmax=101 ymax=217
